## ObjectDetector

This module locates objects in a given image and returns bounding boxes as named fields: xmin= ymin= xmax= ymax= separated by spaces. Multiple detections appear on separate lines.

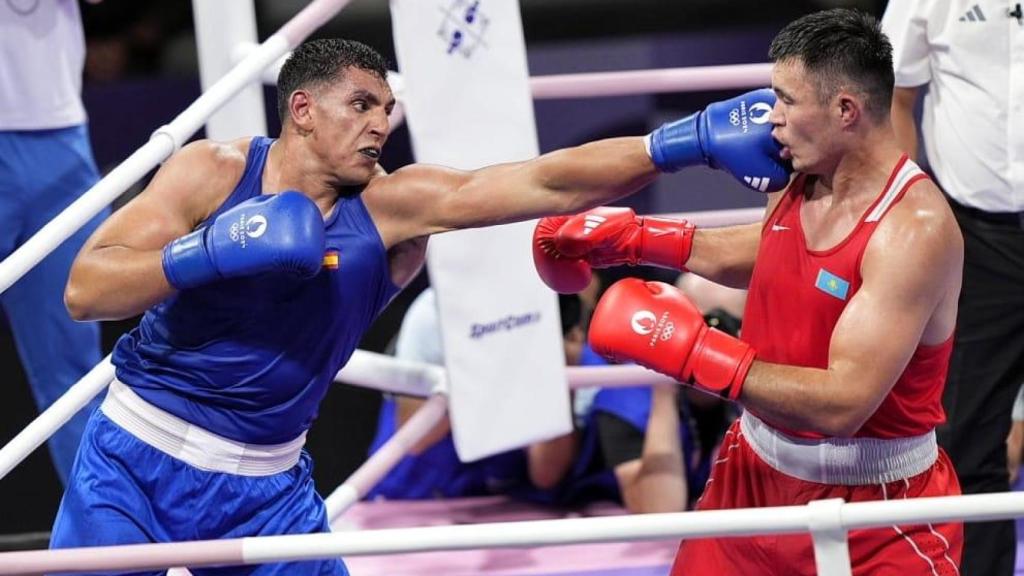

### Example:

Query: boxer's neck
xmin=265 ymin=134 xmax=341 ymax=215
xmin=816 ymin=126 xmax=903 ymax=205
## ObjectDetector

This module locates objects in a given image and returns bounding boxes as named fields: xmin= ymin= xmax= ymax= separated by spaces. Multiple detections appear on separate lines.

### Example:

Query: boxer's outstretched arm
xmin=681 ymin=223 xmax=763 ymax=289
xmin=368 ymin=88 xmax=790 ymax=249
xmin=673 ymin=188 xmax=785 ymax=288
xmin=535 ymin=192 xmax=784 ymax=294
xmin=364 ymin=137 xmax=658 ymax=245
xmin=64 ymin=141 xmax=242 ymax=321
xmin=738 ymin=186 xmax=963 ymax=436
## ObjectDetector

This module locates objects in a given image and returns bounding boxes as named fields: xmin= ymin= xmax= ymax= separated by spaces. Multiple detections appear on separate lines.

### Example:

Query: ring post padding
xmin=808 ymin=498 xmax=853 ymax=576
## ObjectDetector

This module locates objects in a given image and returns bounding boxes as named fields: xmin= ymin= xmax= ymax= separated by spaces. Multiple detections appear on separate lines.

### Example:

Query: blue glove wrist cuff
xmin=647 ymin=112 xmax=705 ymax=172
xmin=162 ymin=228 xmax=218 ymax=290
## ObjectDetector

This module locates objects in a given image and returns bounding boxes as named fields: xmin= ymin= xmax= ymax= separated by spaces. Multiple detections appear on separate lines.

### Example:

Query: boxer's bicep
xmin=825 ymin=208 xmax=955 ymax=429
xmin=66 ymin=142 xmax=245 ymax=320
xmin=89 ymin=141 xmax=242 ymax=254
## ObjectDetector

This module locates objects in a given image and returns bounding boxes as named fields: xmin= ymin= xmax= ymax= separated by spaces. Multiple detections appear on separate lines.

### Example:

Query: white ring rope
xmin=3 ymin=491 xmax=1023 ymax=575
xmin=528 ymin=63 xmax=772 ymax=99
xmin=0 ymin=356 xmax=114 ymax=480
xmin=323 ymin=394 xmax=449 ymax=523
xmin=248 ymin=46 xmax=772 ymax=100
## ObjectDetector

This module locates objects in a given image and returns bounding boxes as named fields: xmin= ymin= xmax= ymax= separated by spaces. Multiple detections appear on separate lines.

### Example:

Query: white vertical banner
xmin=390 ymin=0 xmax=571 ymax=461
xmin=191 ymin=0 xmax=267 ymax=140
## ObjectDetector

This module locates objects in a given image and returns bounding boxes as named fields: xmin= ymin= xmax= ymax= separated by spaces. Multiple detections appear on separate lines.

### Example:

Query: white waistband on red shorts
xmin=101 ymin=379 xmax=305 ymax=477
xmin=739 ymin=411 xmax=938 ymax=485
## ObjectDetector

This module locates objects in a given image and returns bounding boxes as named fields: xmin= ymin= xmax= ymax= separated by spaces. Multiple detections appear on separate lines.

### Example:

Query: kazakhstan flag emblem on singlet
xmin=814 ymin=268 xmax=850 ymax=301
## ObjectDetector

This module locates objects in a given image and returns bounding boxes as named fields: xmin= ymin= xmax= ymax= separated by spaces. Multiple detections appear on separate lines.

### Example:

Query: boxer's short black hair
xmin=769 ymin=9 xmax=894 ymax=122
xmin=276 ymin=38 xmax=389 ymax=124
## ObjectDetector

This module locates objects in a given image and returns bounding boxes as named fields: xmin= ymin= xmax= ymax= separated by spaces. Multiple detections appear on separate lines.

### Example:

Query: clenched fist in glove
xmin=532 ymin=207 xmax=693 ymax=293
xmin=646 ymin=88 xmax=791 ymax=193
xmin=589 ymin=278 xmax=755 ymax=400
xmin=162 ymin=191 xmax=325 ymax=290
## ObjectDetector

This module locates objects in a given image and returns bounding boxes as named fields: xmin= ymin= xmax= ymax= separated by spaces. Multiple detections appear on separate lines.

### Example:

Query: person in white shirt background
xmin=883 ymin=2 xmax=1024 ymax=574
xmin=0 ymin=0 xmax=108 ymax=485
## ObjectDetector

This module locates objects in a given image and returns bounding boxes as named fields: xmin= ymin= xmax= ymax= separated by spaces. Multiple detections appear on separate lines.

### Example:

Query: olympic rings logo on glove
xmin=660 ymin=321 xmax=675 ymax=341
xmin=228 ymin=214 xmax=269 ymax=247
xmin=728 ymin=109 xmax=741 ymax=126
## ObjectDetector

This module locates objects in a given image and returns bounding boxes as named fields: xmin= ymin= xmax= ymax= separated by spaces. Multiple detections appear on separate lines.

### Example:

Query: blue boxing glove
xmin=646 ymin=88 xmax=791 ymax=193
xmin=162 ymin=191 xmax=325 ymax=290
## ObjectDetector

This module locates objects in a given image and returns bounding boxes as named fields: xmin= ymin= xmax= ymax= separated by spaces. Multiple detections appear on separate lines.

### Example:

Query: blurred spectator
xmin=675 ymin=271 xmax=746 ymax=320
xmin=79 ymin=1 xmax=194 ymax=82
xmin=579 ymin=351 xmax=692 ymax=512
xmin=0 ymin=0 xmax=108 ymax=484
xmin=365 ymin=288 xmax=583 ymax=500
xmin=1009 ymin=385 xmax=1024 ymax=487
xmin=367 ymin=281 xmax=724 ymax=514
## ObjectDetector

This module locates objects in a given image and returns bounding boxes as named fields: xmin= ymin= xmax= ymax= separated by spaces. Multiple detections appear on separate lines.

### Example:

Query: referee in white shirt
xmin=883 ymin=2 xmax=1024 ymax=574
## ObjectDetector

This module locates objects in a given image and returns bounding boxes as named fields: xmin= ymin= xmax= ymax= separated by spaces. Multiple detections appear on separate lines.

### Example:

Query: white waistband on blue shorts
xmin=739 ymin=411 xmax=938 ymax=485
xmin=101 ymin=379 xmax=305 ymax=477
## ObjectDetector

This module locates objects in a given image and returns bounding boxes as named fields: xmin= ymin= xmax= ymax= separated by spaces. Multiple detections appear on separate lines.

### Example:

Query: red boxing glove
xmin=533 ymin=215 xmax=592 ymax=293
xmin=589 ymin=278 xmax=755 ymax=400
xmin=552 ymin=207 xmax=695 ymax=271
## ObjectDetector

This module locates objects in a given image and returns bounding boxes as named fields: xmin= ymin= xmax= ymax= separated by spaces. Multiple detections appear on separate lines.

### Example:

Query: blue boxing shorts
xmin=51 ymin=382 xmax=347 ymax=576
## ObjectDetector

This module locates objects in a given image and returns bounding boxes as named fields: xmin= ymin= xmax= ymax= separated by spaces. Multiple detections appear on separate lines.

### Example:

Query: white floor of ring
xmin=338 ymin=496 xmax=678 ymax=576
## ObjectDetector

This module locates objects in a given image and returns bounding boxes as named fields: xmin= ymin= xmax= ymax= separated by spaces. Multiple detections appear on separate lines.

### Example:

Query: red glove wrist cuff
xmin=688 ymin=328 xmax=756 ymax=400
xmin=639 ymin=217 xmax=695 ymax=271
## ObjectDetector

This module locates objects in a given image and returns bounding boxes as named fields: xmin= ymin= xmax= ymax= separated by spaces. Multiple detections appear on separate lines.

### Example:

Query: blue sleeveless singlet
xmin=112 ymin=137 xmax=400 ymax=443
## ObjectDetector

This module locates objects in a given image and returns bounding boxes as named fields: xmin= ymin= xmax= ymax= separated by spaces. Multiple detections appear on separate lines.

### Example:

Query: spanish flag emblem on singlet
xmin=323 ymin=250 xmax=339 ymax=270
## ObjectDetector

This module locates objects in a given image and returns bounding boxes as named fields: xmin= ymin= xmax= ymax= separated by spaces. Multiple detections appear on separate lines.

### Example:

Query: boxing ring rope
xmin=323 ymin=393 xmax=449 ymax=521
xmin=3 ymin=490 xmax=1022 ymax=575
xmin=0 ymin=356 xmax=114 ymax=480
xmin=529 ymin=63 xmax=773 ymax=99
xmin=249 ymin=45 xmax=773 ymax=100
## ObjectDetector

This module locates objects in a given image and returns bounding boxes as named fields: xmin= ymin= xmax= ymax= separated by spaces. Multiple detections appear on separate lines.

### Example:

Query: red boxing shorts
xmin=672 ymin=412 xmax=962 ymax=576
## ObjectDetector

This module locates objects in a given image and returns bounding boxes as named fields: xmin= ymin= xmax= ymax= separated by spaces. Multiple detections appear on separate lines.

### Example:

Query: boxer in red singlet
xmin=535 ymin=9 xmax=964 ymax=575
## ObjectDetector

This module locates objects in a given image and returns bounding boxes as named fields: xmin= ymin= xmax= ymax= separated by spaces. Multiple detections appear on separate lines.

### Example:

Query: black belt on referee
xmin=946 ymin=195 xmax=1024 ymax=229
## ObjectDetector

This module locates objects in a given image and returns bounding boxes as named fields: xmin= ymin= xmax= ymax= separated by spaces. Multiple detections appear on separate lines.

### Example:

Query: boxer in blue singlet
xmin=51 ymin=37 xmax=787 ymax=574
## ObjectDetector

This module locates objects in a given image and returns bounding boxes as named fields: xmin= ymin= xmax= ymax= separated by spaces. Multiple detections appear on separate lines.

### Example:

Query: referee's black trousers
xmin=939 ymin=197 xmax=1024 ymax=576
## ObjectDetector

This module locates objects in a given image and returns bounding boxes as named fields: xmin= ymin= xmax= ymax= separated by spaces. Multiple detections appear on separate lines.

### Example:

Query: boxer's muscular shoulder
xmin=864 ymin=177 xmax=962 ymax=279
xmin=361 ymin=164 xmax=456 ymax=247
xmin=156 ymin=138 xmax=250 ymax=225
xmin=878 ymin=178 xmax=957 ymax=246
